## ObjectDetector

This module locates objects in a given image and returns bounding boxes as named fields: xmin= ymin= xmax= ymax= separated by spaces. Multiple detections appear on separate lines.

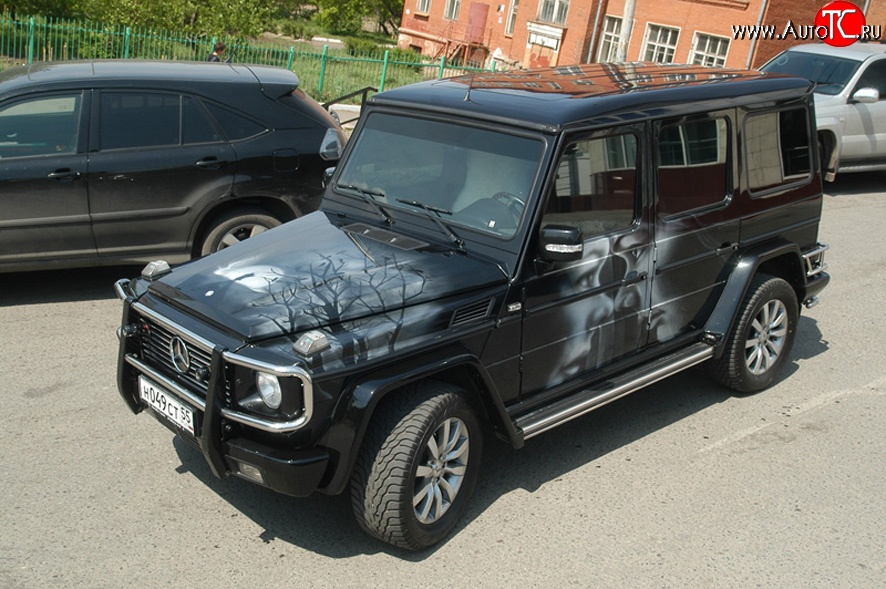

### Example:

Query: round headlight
xmin=256 ymin=372 xmax=282 ymax=410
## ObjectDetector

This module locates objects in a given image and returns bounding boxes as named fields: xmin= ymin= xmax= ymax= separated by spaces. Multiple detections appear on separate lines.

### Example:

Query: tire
xmin=350 ymin=381 xmax=483 ymax=550
xmin=710 ymin=274 xmax=799 ymax=394
xmin=199 ymin=209 xmax=281 ymax=256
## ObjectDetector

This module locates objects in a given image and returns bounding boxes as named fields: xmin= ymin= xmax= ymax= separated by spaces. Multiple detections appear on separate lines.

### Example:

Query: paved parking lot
xmin=1 ymin=173 xmax=884 ymax=588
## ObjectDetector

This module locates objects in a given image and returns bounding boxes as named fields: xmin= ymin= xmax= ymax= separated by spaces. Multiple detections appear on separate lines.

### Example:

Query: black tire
xmin=199 ymin=209 xmax=281 ymax=256
xmin=710 ymin=274 xmax=799 ymax=394
xmin=350 ymin=381 xmax=483 ymax=550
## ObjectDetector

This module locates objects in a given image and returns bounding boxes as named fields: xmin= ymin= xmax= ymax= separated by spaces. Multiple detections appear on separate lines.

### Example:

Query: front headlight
xmin=256 ymin=372 xmax=283 ymax=410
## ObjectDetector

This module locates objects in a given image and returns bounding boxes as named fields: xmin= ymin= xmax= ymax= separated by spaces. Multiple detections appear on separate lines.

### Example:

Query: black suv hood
xmin=147 ymin=212 xmax=506 ymax=341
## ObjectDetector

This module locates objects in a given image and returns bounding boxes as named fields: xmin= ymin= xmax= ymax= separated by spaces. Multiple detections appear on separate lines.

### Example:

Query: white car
xmin=762 ymin=43 xmax=886 ymax=181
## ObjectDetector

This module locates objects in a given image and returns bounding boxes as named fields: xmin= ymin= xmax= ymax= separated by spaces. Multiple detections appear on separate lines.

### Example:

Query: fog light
xmin=233 ymin=461 xmax=264 ymax=485
xmin=256 ymin=372 xmax=282 ymax=410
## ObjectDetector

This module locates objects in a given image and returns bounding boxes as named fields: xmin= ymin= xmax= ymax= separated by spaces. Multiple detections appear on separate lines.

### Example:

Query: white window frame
xmin=506 ymin=0 xmax=519 ymax=36
xmin=597 ymin=16 xmax=622 ymax=63
xmin=539 ymin=0 xmax=569 ymax=26
xmin=690 ymin=33 xmax=730 ymax=67
xmin=643 ymin=24 xmax=680 ymax=63
xmin=444 ymin=0 xmax=461 ymax=20
xmin=416 ymin=0 xmax=431 ymax=14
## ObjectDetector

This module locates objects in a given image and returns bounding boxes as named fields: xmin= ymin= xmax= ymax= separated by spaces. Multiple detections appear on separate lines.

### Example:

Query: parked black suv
xmin=115 ymin=63 xmax=830 ymax=550
xmin=0 ymin=60 xmax=344 ymax=272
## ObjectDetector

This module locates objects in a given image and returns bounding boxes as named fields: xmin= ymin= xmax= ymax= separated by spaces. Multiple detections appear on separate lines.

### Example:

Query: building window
xmin=539 ymin=0 xmax=569 ymax=26
xmin=597 ymin=16 xmax=622 ymax=62
xmin=506 ymin=0 xmax=519 ymax=36
xmin=643 ymin=24 xmax=679 ymax=63
xmin=444 ymin=0 xmax=461 ymax=20
xmin=417 ymin=0 xmax=431 ymax=13
xmin=691 ymin=33 xmax=730 ymax=67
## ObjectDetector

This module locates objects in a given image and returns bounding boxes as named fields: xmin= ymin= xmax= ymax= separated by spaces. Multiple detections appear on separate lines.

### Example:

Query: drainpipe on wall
xmin=587 ymin=0 xmax=609 ymax=63
xmin=616 ymin=0 xmax=636 ymax=62
xmin=746 ymin=0 xmax=770 ymax=69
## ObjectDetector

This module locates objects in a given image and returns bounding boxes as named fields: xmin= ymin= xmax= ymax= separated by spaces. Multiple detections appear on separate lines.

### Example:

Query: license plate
xmin=139 ymin=377 xmax=195 ymax=435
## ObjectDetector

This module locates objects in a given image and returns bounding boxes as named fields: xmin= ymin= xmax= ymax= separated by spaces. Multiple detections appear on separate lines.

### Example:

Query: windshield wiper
xmin=396 ymin=199 xmax=464 ymax=251
xmin=337 ymin=184 xmax=393 ymax=225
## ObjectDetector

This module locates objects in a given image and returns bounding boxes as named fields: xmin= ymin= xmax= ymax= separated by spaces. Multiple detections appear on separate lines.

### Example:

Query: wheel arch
xmin=704 ymin=240 xmax=805 ymax=357
xmin=316 ymin=346 xmax=521 ymax=496
xmin=190 ymin=197 xmax=301 ymax=258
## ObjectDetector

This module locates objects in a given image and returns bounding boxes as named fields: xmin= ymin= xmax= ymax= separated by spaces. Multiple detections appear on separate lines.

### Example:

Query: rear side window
xmin=543 ymin=131 xmax=639 ymax=239
xmin=203 ymin=103 xmax=266 ymax=140
xmin=100 ymin=92 xmax=179 ymax=150
xmin=657 ymin=117 xmax=730 ymax=216
xmin=0 ymin=94 xmax=81 ymax=157
xmin=745 ymin=107 xmax=812 ymax=194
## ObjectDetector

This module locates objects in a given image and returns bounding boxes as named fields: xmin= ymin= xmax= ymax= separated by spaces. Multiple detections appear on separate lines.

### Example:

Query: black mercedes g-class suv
xmin=115 ymin=62 xmax=830 ymax=550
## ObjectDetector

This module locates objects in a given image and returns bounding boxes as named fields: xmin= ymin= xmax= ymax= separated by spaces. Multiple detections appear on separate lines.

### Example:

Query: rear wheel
xmin=710 ymin=274 xmax=799 ymax=393
xmin=350 ymin=381 xmax=483 ymax=550
xmin=199 ymin=209 xmax=281 ymax=256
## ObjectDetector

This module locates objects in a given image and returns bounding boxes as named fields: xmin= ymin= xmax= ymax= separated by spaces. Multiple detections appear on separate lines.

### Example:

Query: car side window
xmin=657 ymin=117 xmax=730 ymax=216
xmin=745 ymin=107 xmax=812 ymax=194
xmin=0 ymin=94 xmax=81 ymax=158
xmin=182 ymin=96 xmax=222 ymax=144
xmin=100 ymin=92 xmax=180 ymax=150
xmin=542 ymin=132 xmax=638 ymax=239
xmin=854 ymin=60 xmax=886 ymax=98
xmin=203 ymin=102 xmax=266 ymax=140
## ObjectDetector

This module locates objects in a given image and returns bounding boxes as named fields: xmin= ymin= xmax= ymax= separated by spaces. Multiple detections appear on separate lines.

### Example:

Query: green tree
xmin=316 ymin=0 xmax=403 ymax=36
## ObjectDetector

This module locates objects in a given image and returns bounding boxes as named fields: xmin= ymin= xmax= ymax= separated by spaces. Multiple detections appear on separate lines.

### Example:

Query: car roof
xmin=779 ymin=42 xmax=886 ymax=61
xmin=369 ymin=62 xmax=813 ymax=132
xmin=0 ymin=59 xmax=300 ymax=99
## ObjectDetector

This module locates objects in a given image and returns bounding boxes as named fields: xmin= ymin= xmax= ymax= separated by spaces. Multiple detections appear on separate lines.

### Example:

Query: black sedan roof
xmin=370 ymin=62 xmax=814 ymax=132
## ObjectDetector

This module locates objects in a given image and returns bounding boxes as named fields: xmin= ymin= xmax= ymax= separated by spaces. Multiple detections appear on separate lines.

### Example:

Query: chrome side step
xmin=516 ymin=342 xmax=715 ymax=440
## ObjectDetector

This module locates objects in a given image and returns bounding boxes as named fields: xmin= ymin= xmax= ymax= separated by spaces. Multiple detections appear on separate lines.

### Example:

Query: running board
xmin=516 ymin=342 xmax=715 ymax=440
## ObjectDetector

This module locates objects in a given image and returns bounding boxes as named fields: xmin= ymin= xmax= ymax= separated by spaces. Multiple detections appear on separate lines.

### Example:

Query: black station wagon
xmin=115 ymin=62 xmax=831 ymax=550
xmin=0 ymin=60 xmax=344 ymax=272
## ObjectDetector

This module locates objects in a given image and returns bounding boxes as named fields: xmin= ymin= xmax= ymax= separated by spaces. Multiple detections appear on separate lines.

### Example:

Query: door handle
xmin=46 ymin=169 xmax=82 ymax=182
xmin=716 ymin=242 xmax=738 ymax=256
xmin=621 ymin=271 xmax=648 ymax=286
xmin=195 ymin=157 xmax=228 ymax=169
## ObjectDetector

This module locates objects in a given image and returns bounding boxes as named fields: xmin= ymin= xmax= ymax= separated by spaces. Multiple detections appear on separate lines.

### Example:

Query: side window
xmin=0 ymin=94 xmax=81 ymax=157
xmin=101 ymin=92 xmax=180 ymax=150
xmin=745 ymin=107 xmax=812 ymax=193
xmin=182 ymin=96 xmax=222 ymax=144
xmin=854 ymin=60 xmax=886 ymax=98
xmin=203 ymin=102 xmax=266 ymax=140
xmin=542 ymin=132 xmax=638 ymax=239
xmin=658 ymin=117 xmax=729 ymax=216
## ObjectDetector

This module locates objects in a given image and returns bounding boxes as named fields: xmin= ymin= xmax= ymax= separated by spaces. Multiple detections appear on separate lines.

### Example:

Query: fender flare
xmin=703 ymin=239 xmax=804 ymax=356
xmin=316 ymin=345 xmax=521 ymax=496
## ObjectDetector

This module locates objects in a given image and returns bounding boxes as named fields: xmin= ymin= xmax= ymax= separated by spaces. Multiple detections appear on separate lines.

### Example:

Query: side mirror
xmin=851 ymin=87 xmax=879 ymax=104
xmin=323 ymin=166 xmax=336 ymax=189
xmin=539 ymin=224 xmax=583 ymax=262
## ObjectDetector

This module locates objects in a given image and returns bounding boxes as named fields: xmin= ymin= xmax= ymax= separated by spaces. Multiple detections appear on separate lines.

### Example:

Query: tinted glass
xmin=746 ymin=108 xmax=812 ymax=193
xmin=101 ymin=92 xmax=180 ymax=150
xmin=543 ymin=132 xmax=638 ymax=239
xmin=204 ymin=103 xmax=266 ymax=140
xmin=658 ymin=118 xmax=729 ymax=215
xmin=0 ymin=94 xmax=81 ymax=157
xmin=183 ymin=96 xmax=222 ymax=144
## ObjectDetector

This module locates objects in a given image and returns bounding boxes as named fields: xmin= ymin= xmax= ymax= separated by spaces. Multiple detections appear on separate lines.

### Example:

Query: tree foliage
xmin=6 ymin=0 xmax=273 ymax=36
xmin=315 ymin=0 xmax=403 ymax=36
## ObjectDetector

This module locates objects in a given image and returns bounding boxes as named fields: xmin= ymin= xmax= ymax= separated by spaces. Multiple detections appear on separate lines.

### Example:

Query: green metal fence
xmin=0 ymin=14 xmax=494 ymax=103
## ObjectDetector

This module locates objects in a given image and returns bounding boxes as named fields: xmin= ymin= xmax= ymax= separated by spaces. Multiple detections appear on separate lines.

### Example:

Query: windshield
xmin=335 ymin=112 xmax=544 ymax=239
xmin=762 ymin=51 xmax=861 ymax=95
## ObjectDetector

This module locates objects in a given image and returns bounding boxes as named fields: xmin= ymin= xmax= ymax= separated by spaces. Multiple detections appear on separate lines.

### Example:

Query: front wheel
xmin=199 ymin=209 xmax=282 ymax=256
xmin=710 ymin=274 xmax=799 ymax=393
xmin=350 ymin=381 xmax=483 ymax=550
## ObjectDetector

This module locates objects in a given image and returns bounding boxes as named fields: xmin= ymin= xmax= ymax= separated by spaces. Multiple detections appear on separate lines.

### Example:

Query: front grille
xmin=139 ymin=316 xmax=213 ymax=396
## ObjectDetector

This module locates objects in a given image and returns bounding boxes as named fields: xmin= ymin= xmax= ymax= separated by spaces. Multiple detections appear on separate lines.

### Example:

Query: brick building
xmin=397 ymin=0 xmax=884 ymax=70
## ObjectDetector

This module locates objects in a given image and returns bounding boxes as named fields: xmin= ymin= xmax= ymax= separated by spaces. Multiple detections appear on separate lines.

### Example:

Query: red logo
xmin=815 ymin=1 xmax=867 ymax=47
